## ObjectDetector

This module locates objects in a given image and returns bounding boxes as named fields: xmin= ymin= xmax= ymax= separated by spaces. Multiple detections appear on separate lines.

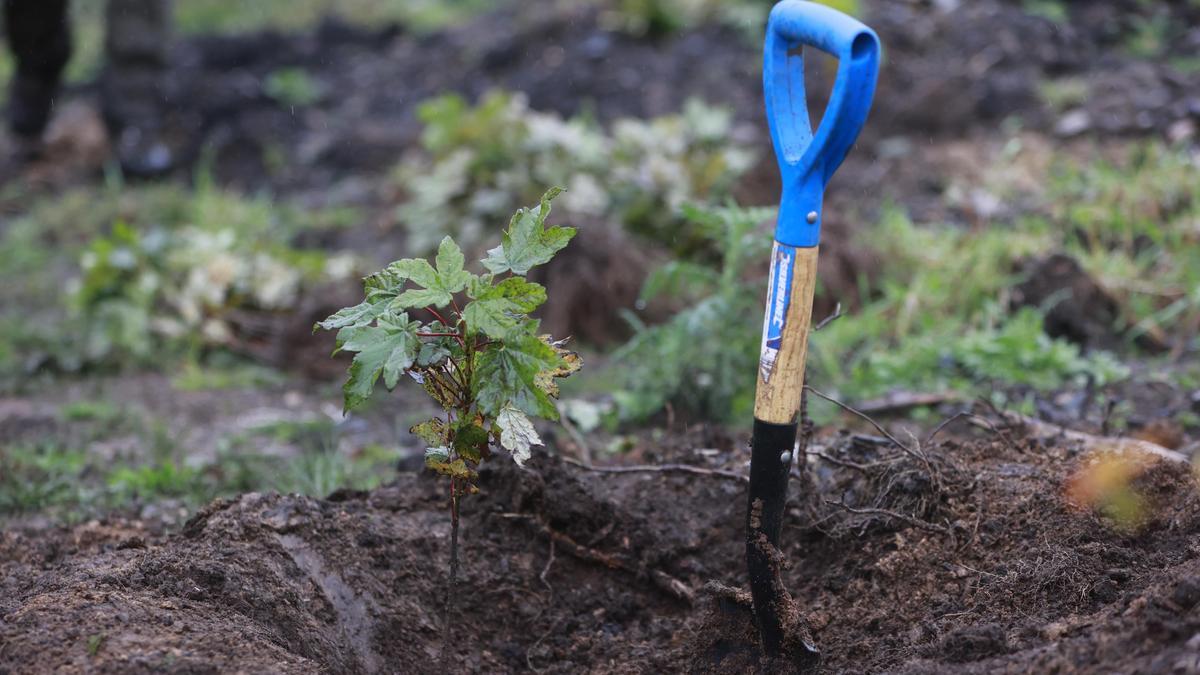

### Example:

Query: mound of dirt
xmin=4 ymin=425 xmax=1200 ymax=673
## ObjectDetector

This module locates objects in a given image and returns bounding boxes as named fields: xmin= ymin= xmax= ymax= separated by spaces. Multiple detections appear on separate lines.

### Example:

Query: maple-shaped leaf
xmin=417 ymin=340 xmax=452 ymax=367
xmin=473 ymin=329 xmax=562 ymax=420
xmin=391 ymin=236 xmax=473 ymax=309
xmin=411 ymin=418 xmax=447 ymax=446
xmin=534 ymin=336 xmax=583 ymax=398
xmin=482 ymin=187 xmax=576 ymax=276
xmin=337 ymin=314 xmax=421 ymax=411
xmin=315 ymin=297 xmax=389 ymax=333
xmin=496 ymin=405 xmax=542 ymax=467
xmin=452 ymin=418 xmax=490 ymax=464
xmin=425 ymin=449 xmax=476 ymax=480
xmin=462 ymin=277 xmax=547 ymax=338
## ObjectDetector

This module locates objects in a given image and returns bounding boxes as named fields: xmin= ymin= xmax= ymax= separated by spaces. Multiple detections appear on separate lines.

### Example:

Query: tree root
xmin=500 ymin=513 xmax=695 ymax=603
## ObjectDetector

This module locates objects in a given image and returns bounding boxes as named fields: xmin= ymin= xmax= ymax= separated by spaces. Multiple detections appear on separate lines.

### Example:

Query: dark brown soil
xmin=4 ymin=424 xmax=1200 ymax=673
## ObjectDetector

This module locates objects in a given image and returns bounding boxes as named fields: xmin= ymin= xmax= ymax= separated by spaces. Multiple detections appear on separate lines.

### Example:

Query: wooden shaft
xmin=753 ymin=245 xmax=818 ymax=425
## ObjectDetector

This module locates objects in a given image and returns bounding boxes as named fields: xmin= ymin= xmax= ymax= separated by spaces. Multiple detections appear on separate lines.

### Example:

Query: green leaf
xmin=462 ymin=278 xmax=547 ymax=338
xmin=417 ymin=340 xmax=452 ymax=367
xmin=434 ymin=235 xmax=470 ymax=290
xmin=482 ymin=188 xmax=576 ymax=275
xmin=338 ymin=315 xmax=421 ymax=411
xmin=496 ymin=405 xmax=542 ymax=467
xmin=394 ymin=287 xmax=453 ymax=309
xmin=452 ymin=418 xmax=490 ymax=463
xmin=315 ymin=298 xmax=388 ymax=333
xmin=389 ymin=237 xmax=474 ymax=309
xmin=473 ymin=331 xmax=563 ymax=419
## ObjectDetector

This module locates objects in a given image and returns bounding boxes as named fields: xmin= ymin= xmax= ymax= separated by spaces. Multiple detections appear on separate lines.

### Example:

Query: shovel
xmin=747 ymin=0 xmax=880 ymax=658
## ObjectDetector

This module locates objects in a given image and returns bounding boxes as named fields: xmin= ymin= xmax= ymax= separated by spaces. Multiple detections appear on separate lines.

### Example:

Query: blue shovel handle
xmin=764 ymin=1 xmax=880 ymax=248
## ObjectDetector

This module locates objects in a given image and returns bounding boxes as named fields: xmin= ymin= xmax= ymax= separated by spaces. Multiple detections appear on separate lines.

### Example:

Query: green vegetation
xmin=264 ymin=68 xmax=323 ymax=108
xmin=322 ymin=189 xmax=580 ymax=483
xmin=1022 ymin=0 xmax=1068 ymax=24
xmin=604 ymin=0 xmax=858 ymax=37
xmin=174 ymin=0 xmax=493 ymax=35
xmin=396 ymin=91 xmax=754 ymax=255
xmin=320 ymin=189 xmax=581 ymax=609
xmin=610 ymin=204 xmax=772 ymax=423
xmin=0 ymin=179 xmax=359 ymax=376
xmin=609 ymin=143 xmax=1196 ymax=425
xmin=0 ymin=406 xmax=402 ymax=523
xmin=1037 ymin=77 xmax=1090 ymax=113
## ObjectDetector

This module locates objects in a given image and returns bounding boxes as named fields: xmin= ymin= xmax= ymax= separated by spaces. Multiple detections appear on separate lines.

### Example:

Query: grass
xmin=810 ymin=142 xmax=1198 ymax=412
xmin=173 ymin=0 xmax=496 ymax=35
xmin=0 ymin=409 xmax=403 ymax=524
xmin=600 ymin=140 xmax=1197 ymax=426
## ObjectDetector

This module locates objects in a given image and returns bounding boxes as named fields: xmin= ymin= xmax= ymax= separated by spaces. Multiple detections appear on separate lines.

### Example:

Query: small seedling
xmin=318 ymin=188 xmax=580 ymax=648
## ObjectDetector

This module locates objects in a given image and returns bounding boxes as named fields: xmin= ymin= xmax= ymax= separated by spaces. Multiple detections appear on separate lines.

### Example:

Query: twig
xmin=856 ymin=391 xmax=961 ymax=415
xmin=560 ymin=456 xmax=748 ymax=483
xmin=540 ymin=540 xmax=556 ymax=591
xmin=805 ymin=386 xmax=920 ymax=459
xmin=813 ymin=302 xmax=843 ymax=332
xmin=805 ymin=450 xmax=874 ymax=473
xmin=924 ymin=411 xmax=974 ymax=446
xmin=500 ymin=513 xmax=694 ymax=603
xmin=824 ymin=498 xmax=952 ymax=536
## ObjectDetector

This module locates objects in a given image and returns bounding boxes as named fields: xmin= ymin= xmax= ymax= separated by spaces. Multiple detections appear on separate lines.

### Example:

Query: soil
xmin=4 ymin=1 xmax=1200 ymax=672
xmin=4 ymin=423 xmax=1200 ymax=673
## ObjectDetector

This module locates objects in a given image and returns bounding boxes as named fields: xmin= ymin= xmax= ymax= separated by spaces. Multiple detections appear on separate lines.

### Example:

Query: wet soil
xmin=4 ymin=2 xmax=1200 ymax=672
xmin=4 ymin=424 xmax=1200 ymax=673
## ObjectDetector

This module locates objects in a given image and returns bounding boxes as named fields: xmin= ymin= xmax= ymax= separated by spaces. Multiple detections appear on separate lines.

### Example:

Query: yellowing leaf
xmin=411 ymin=419 xmax=447 ymax=446
xmin=535 ymin=336 xmax=583 ymax=398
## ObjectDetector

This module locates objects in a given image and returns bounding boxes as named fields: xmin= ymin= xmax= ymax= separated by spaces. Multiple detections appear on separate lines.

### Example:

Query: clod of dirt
xmin=1010 ymin=253 xmax=1132 ymax=351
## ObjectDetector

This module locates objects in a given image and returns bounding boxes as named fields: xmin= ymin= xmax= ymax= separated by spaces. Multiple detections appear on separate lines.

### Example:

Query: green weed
xmin=609 ymin=203 xmax=772 ymax=424
xmin=1022 ymin=0 xmax=1068 ymax=23
xmin=264 ymin=68 xmax=322 ymax=107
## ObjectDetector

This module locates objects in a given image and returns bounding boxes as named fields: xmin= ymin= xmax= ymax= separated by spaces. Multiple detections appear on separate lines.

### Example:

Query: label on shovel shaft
xmin=759 ymin=242 xmax=795 ymax=383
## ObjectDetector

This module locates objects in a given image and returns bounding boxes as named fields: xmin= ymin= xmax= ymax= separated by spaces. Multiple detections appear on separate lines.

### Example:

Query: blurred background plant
xmin=394 ymin=91 xmax=755 ymax=256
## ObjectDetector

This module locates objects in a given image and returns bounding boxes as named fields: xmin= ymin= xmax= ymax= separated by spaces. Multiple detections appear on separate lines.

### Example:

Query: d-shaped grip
xmin=764 ymin=0 xmax=880 ymax=247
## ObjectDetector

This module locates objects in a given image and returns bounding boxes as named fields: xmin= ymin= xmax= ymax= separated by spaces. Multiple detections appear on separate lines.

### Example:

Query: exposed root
xmin=824 ymin=498 xmax=954 ymax=538
xmin=561 ymin=456 xmax=748 ymax=483
xmin=501 ymin=513 xmax=695 ymax=603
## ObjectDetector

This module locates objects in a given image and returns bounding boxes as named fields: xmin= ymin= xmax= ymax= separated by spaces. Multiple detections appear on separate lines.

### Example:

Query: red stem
xmin=427 ymin=307 xmax=452 ymax=327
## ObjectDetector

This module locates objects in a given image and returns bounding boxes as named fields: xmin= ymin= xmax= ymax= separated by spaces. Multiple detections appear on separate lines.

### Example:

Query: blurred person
xmin=4 ymin=0 xmax=173 ymax=175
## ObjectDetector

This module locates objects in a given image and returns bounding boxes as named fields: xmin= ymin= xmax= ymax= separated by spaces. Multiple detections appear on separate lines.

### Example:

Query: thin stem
xmin=449 ymin=356 xmax=469 ymax=392
xmin=426 ymin=307 xmax=452 ymax=327
xmin=442 ymin=478 xmax=461 ymax=662
xmin=418 ymin=332 xmax=462 ymax=338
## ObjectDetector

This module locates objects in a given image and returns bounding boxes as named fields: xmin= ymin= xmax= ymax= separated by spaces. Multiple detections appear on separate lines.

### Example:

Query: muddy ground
xmin=3 ymin=0 xmax=1200 ymax=672
xmin=4 ymin=421 xmax=1200 ymax=673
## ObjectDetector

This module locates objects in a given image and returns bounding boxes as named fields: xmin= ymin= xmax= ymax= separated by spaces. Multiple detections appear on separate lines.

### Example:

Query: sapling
xmin=317 ymin=187 xmax=580 ymax=645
